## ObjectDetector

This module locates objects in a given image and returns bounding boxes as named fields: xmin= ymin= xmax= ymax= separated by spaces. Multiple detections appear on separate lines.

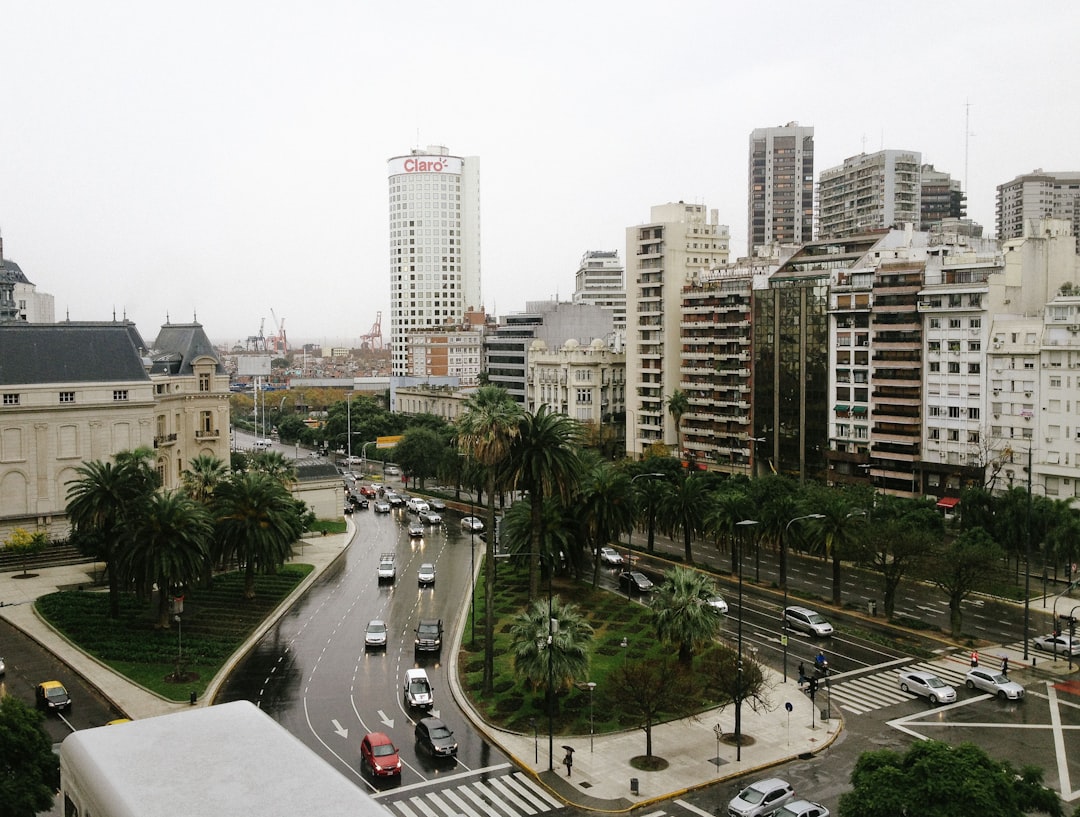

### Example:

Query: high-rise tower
xmin=748 ymin=123 xmax=814 ymax=255
xmin=388 ymin=145 xmax=481 ymax=377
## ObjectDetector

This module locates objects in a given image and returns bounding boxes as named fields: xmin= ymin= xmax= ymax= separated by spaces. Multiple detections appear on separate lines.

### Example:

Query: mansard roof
xmin=0 ymin=321 xmax=151 ymax=386
xmin=148 ymin=322 xmax=224 ymax=376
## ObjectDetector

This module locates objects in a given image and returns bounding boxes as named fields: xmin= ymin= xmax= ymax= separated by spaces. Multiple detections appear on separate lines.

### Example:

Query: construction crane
xmin=360 ymin=311 xmax=383 ymax=350
xmin=245 ymin=318 xmax=267 ymax=352
xmin=269 ymin=309 xmax=288 ymax=354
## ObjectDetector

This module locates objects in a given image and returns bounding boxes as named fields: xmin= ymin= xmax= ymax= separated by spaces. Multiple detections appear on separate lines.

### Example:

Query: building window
xmin=2 ymin=393 xmax=19 ymax=405
xmin=199 ymin=373 xmax=211 ymax=392
xmin=576 ymin=389 xmax=593 ymax=404
xmin=969 ymin=407 xmax=980 ymax=420
xmin=968 ymin=363 xmax=981 ymax=374
xmin=113 ymin=390 xmax=129 ymax=401
xmin=59 ymin=391 xmax=75 ymax=404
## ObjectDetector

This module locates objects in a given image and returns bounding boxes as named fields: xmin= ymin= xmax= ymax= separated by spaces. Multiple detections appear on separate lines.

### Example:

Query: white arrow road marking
xmin=379 ymin=710 xmax=395 ymax=728
xmin=332 ymin=719 xmax=348 ymax=738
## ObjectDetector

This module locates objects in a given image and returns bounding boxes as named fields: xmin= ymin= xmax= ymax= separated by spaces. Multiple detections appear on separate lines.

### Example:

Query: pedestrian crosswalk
xmin=384 ymin=770 xmax=563 ymax=817
xmin=825 ymin=653 xmax=975 ymax=715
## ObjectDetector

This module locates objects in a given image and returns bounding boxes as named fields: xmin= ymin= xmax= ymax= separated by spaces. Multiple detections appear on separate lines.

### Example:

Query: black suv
xmin=414 ymin=619 xmax=443 ymax=653
xmin=415 ymin=717 xmax=458 ymax=758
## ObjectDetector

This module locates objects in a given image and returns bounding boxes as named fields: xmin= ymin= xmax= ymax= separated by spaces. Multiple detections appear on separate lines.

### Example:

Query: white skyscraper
xmin=388 ymin=145 xmax=481 ymax=377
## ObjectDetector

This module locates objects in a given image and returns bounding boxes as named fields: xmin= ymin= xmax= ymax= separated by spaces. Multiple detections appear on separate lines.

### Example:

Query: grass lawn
xmin=35 ymin=565 xmax=312 ymax=701
xmin=458 ymin=561 xmax=729 ymax=738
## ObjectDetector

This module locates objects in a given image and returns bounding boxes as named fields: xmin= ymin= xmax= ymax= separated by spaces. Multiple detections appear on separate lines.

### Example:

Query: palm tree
xmin=66 ymin=449 xmax=159 ymax=619
xmin=456 ymin=385 xmax=523 ymax=695
xmin=508 ymin=595 xmax=593 ymax=715
xmin=120 ymin=491 xmax=212 ymax=628
xmin=578 ymin=462 xmax=634 ymax=588
xmin=509 ymin=405 xmax=582 ymax=600
xmin=665 ymin=390 xmax=690 ymax=463
xmin=181 ymin=454 xmax=228 ymax=503
xmin=808 ymin=488 xmax=865 ymax=606
xmin=652 ymin=566 xmax=725 ymax=665
xmin=659 ymin=474 xmax=712 ymax=564
xmin=249 ymin=450 xmax=297 ymax=487
xmin=213 ymin=471 xmax=303 ymax=599
xmin=704 ymin=483 xmax=751 ymax=573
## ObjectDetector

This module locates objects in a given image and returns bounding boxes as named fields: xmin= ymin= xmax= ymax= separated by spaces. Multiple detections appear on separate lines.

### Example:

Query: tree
xmin=0 ymin=695 xmax=59 ymax=817
xmin=120 ymin=491 xmax=213 ymax=628
xmin=508 ymin=595 xmax=593 ymax=717
xmin=652 ymin=566 xmax=725 ymax=665
xmin=807 ymin=487 xmax=865 ymax=606
xmin=213 ymin=471 xmax=303 ymax=599
xmin=701 ymin=641 xmax=769 ymax=716
xmin=181 ymin=454 xmax=228 ymax=504
xmin=665 ymin=389 xmax=690 ymax=463
xmin=4 ymin=528 xmax=47 ymax=577
xmin=603 ymin=656 xmax=695 ymax=760
xmin=838 ymin=739 xmax=1062 ymax=817
xmin=248 ymin=450 xmax=297 ymax=487
xmin=704 ymin=483 xmax=752 ymax=573
xmin=578 ymin=462 xmax=634 ymax=588
xmin=390 ymin=426 xmax=448 ymax=488
xmin=456 ymin=385 xmax=524 ymax=694
xmin=509 ymin=405 xmax=583 ymax=600
xmin=659 ymin=474 xmax=711 ymax=564
xmin=932 ymin=527 xmax=1005 ymax=638
xmin=861 ymin=497 xmax=941 ymax=617
xmin=66 ymin=448 xmax=158 ymax=619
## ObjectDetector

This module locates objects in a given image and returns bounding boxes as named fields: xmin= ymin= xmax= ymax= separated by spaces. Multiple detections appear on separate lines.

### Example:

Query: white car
xmin=1032 ymin=633 xmax=1080 ymax=656
xmin=403 ymin=668 xmax=433 ymax=710
xmin=598 ymin=547 xmax=624 ymax=567
xmin=408 ymin=522 xmax=425 ymax=538
xmin=965 ymin=667 xmax=1025 ymax=700
xmin=417 ymin=563 xmax=436 ymax=586
xmin=461 ymin=516 xmax=484 ymax=532
xmin=418 ymin=510 xmax=443 ymax=525
xmin=897 ymin=670 xmax=956 ymax=704
xmin=706 ymin=594 xmax=729 ymax=614
xmin=727 ymin=777 xmax=795 ymax=817
xmin=364 ymin=620 xmax=387 ymax=650
xmin=373 ymin=500 xmax=391 ymax=514
xmin=783 ymin=606 xmax=834 ymax=637
xmin=771 ymin=800 xmax=830 ymax=817
xmin=406 ymin=498 xmax=430 ymax=515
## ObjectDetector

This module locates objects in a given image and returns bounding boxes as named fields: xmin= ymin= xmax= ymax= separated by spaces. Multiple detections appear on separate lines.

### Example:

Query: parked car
xmin=783 ymin=606 xmax=834 ymax=637
xmin=618 ymin=571 xmax=655 ymax=594
xmin=727 ymin=777 xmax=795 ymax=817
xmin=897 ymin=670 xmax=956 ymax=704
xmin=359 ymin=732 xmax=401 ymax=777
xmin=418 ymin=510 xmax=443 ymax=525
xmin=417 ymin=563 xmax=436 ymax=586
xmin=598 ymin=547 xmax=624 ymax=567
xmin=373 ymin=500 xmax=391 ymax=513
xmin=771 ymin=799 xmax=830 ymax=817
xmin=36 ymin=680 xmax=71 ymax=713
xmin=415 ymin=717 xmax=458 ymax=758
xmin=461 ymin=516 xmax=484 ymax=532
xmin=965 ymin=668 xmax=1025 ymax=700
xmin=408 ymin=522 xmax=425 ymax=538
xmin=414 ymin=619 xmax=443 ymax=653
xmin=365 ymin=620 xmax=387 ymax=650
xmin=706 ymin=594 xmax=729 ymax=614
xmin=403 ymin=668 xmax=433 ymax=709
xmin=1032 ymin=633 xmax=1080 ymax=656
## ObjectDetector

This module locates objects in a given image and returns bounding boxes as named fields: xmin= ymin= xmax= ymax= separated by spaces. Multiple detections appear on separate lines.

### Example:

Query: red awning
xmin=936 ymin=496 xmax=960 ymax=509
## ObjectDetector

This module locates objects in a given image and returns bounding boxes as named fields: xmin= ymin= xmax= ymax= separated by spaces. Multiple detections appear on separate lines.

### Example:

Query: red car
xmin=359 ymin=485 xmax=377 ymax=498
xmin=360 ymin=732 xmax=401 ymax=777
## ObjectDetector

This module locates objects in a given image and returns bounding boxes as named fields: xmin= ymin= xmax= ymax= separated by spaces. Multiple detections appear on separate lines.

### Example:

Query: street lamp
xmin=734 ymin=519 xmax=758 ymax=762
xmin=781 ymin=514 xmax=825 ymax=683
xmin=586 ymin=682 xmax=596 ymax=752
xmin=747 ymin=437 xmax=766 ymax=477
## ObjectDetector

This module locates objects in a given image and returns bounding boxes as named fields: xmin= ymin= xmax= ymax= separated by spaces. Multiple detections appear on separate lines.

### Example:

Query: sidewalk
xmin=0 ymin=525 xmax=840 ymax=813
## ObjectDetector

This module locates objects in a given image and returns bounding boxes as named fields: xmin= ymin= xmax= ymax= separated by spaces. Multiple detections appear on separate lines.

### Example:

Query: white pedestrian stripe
xmin=827 ymin=658 xmax=972 ymax=715
xmin=388 ymin=771 xmax=563 ymax=817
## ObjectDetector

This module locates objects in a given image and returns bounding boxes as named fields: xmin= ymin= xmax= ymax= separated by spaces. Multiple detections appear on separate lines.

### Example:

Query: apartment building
xmin=573 ymin=250 xmax=626 ymax=332
xmin=526 ymin=338 xmax=625 ymax=427
xmin=748 ymin=122 xmax=814 ymax=255
xmin=818 ymin=150 xmax=922 ymax=239
xmin=996 ymin=170 xmax=1080 ymax=254
xmin=625 ymin=203 xmax=730 ymax=459
xmin=919 ymin=164 xmax=967 ymax=231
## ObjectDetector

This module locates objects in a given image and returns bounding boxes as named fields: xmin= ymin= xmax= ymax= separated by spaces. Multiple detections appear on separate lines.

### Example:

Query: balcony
xmin=154 ymin=433 xmax=178 ymax=448
xmin=195 ymin=429 xmax=220 ymax=439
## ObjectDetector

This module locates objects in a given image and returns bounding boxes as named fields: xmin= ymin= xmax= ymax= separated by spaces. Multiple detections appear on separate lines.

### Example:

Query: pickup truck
xmin=377 ymin=553 xmax=396 ymax=583
xmin=414 ymin=619 xmax=443 ymax=653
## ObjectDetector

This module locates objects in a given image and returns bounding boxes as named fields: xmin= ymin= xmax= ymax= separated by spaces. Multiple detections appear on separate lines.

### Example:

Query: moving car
xmin=365 ymin=620 xmax=387 ymax=650
xmin=403 ymin=668 xmax=433 ymax=709
xmin=965 ymin=668 xmax=1025 ymax=700
xmin=414 ymin=619 xmax=443 ymax=653
xmin=0 ymin=656 xmax=5 ymax=676
xmin=386 ymin=493 xmax=405 ymax=507
xmin=356 ymin=498 xmax=369 ymax=510
xmin=385 ymin=465 xmax=401 ymax=476
xmin=706 ymin=594 xmax=729 ymax=614
xmin=406 ymin=497 xmax=430 ymax=514
xmin=417 ymin=563 xmax=436 ymax=586
xmin=428 ymin=498 xmax=447 ymax=511
xmin=618 ymin=571 xmax=655 ymax=594
xmin=373 ymin=500 xmax=391 ymax=514
xmin=771 ymin=800 xmax=830 ymax=817
xmin=415 ymin=717 xmax=458 ymax=758
xmin=359 ymin=485 xmax=377 ymax=498
xmin=598 ymin=547 xmax=624 ymax=567
xmin=727 ymin=776 xmax=795 ymax=817
xmin=1032 ymin=633 xmax=1080 ymax=656
xmin=359 ymin=732 xmax=401 ymax=777
xmin=460 ymin=516 xmax=484 ymax=533
xmin=36 ymin=680 xmax=71 ymax=713
xmin=418 ymin=510 xmax=443 ymax=525
xmin=897 ymin=670 xmax=956 ymax=704
xmin=783 ymin=606 xmax=834 ymax=637
xmin=377 ymin=553 xmax=396 ymax=583
xmin=408 ymin=522 xmax=425 ymax=538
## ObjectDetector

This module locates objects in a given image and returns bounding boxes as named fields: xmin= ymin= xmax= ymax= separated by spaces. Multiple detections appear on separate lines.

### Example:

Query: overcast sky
xmin=2 ymin=1 xmax=1078 ymax=348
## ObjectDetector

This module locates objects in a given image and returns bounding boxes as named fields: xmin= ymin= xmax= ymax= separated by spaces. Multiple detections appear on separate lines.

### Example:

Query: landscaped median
xmin=35 ymin=565 xmax=312 ymax=701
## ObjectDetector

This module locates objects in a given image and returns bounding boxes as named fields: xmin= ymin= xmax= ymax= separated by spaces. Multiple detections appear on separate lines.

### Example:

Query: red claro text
xmin=404 ymin=158 xmax=445 ymax=172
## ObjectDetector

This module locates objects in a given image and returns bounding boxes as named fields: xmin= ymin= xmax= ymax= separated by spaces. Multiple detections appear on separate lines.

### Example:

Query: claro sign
xmin=388 ymin=155 xmax=463 ymax=176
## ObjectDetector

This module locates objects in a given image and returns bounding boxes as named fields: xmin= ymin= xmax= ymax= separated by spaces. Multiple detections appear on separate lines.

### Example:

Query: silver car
xmin=771 ymin=800 xmax=830 ymax=817
xmin=728 ymin=777 xmax=794 ymax=817
xmin=965 ymin=668 xmax=1025 ymax=700
xmin=897 ymin=670 xmax=956 ymax=704
xmin=364 ymin=620 xmax=387 ymax=650
xmin=783 ymin=606 xmax=834 ymax=637
xmin=417 ymin=563 xmax=436 ymax=586
xmin=1032 ymin=633 xmax=1080 ymax=656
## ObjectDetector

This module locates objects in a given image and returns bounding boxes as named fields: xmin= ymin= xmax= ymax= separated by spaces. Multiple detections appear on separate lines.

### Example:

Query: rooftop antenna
xmin=964 ymin=100 xmax=973 ymax=201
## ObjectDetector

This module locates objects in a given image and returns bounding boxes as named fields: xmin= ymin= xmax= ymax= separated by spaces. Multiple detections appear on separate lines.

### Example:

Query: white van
xmin=403 ymin=668 xmax=433 ymax=710
xmin=252 ymin=439 xmax=273 ymax=451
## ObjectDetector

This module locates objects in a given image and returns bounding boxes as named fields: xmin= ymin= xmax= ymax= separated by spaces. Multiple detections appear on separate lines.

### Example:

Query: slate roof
xmin=0 ymin=257 xmax=31 ymax=286
xmin=294 ymin=461 xmax=341 ymax=482
xmin=148 ymin=322 xmax=224 ymax=376
xmin=0 ymin=322 xmax=151 ymax=386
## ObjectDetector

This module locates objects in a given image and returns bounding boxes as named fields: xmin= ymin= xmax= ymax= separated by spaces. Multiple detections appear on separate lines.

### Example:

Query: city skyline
xmin=1 ymin=1 xmax=1078 ymax=346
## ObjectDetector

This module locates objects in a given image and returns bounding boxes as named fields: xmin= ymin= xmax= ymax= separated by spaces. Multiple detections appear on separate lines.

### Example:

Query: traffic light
xmin=808 ymin=677 xmax=818 ymax=698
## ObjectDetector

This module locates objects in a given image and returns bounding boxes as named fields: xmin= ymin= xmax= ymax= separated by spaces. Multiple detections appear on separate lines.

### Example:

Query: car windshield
xmin=807 ymin=613 xmax=827 ymax=625
xmin=429 ymin=725 xmax=452 ymax=739
xmin=409 ymin=680 xmax=430 ymax=695
xmin=421 ymin=564 xmax=434 ymax=572
xmin=368 ymin=622 xmax=385 ymax=634
xmin=738 ymin=787 xmax=765 ymax=805
xmin=990 ymin=673 xmax=1010 ymax=684
xmin=924 ymin=676 xmax=945 ymax=688
xmin=46 ymin=687 xmax=67 ymax=700
xmin=372 ymin=743 xmax=396 ymax=757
